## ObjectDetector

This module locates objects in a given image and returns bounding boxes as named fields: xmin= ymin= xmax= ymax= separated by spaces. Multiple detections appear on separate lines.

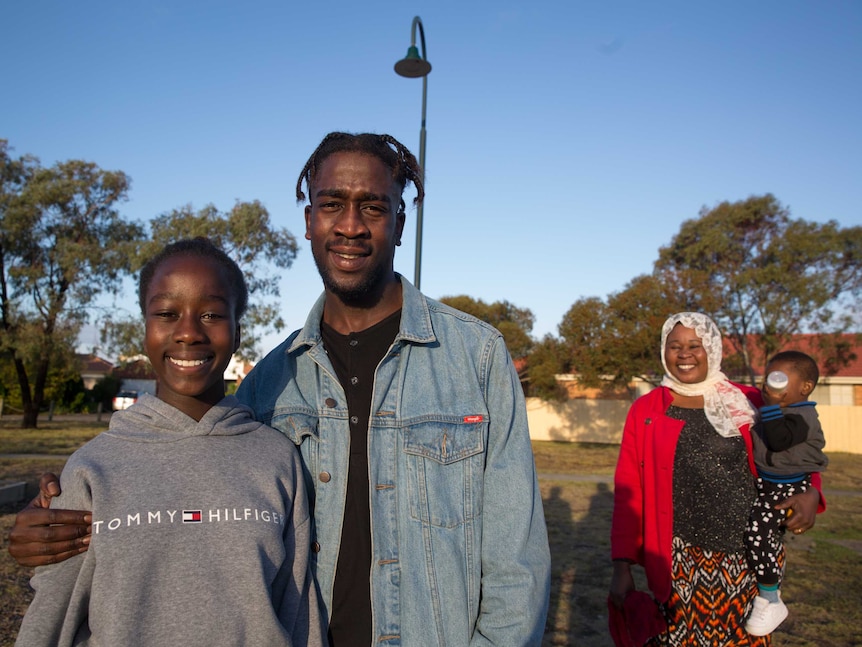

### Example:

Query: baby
xmin=744 ymin=350 xmax=828 ymax=636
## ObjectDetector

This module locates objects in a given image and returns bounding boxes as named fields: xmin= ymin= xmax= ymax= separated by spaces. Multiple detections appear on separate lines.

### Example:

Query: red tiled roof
xmin=112 ymin=359 xmax=157 ymax=380
xmin=76 ymin=353 xmax=114 ymax=374
xmin=724 ymin=333 xmax=862 ymax=379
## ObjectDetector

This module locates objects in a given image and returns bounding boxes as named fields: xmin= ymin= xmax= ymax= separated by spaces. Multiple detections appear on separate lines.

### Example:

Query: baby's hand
xmin=762 ymin=371 xmax=789 ymax=406
xmin=761 ymin=386 xmax=785 ymax=407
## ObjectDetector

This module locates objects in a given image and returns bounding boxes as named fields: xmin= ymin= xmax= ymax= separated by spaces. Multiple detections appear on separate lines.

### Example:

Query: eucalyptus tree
xmin=557 ymin=275 xmax=688 ymax=390
xmin=0 ymin=141 xmax=143 ymax=427
xmin=656 ymin=194 xmax=862 ymax=383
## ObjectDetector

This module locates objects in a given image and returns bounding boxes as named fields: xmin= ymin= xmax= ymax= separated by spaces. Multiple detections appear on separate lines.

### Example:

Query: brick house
xmin=76 ymin=354 xmax=114 ymax=390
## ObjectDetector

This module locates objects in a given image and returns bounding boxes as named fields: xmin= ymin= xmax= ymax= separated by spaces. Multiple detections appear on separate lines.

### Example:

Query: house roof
xmin=76 ymin=353 xmax=114 ymax=374
xmin=112 ymin=358 xmax=157 ymax=380
xmin=724 ymin=333 xmax=862 ymax=379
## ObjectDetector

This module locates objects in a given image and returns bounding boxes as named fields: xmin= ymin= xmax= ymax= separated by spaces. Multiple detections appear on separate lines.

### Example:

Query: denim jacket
xmin=237 ymin=276 xmax=550 ymax=646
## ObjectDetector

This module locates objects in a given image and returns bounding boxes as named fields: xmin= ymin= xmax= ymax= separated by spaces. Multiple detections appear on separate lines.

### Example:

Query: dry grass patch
xmin=1 ymin=457 xmax=69 ymax=645
xmin=532 ymin=441 xmax=619 ymax=475
xmin=0 ymin=513 xmax=33 ymax=647
xmin=817 ymin=452 xmax=862 ymax=492
xmin=0 ymin=419 xmax=106 ymax=455
xmin=1 ymin=458 xmax=70 ymax=485
xmin=541 ymin=479 xmax=619 ymax=646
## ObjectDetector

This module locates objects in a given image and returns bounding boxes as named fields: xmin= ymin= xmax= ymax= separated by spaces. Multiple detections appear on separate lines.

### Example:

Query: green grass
xmin=1 ymin=425 xmax=861 ymax=646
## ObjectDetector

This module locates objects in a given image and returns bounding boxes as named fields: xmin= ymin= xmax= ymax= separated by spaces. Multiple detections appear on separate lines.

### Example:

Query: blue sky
xmin=3 ymin=1 xmax=861 ymax=357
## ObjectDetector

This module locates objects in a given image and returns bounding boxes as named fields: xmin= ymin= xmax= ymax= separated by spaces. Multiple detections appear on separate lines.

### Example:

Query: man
xmin=9 ymin=132 xmax=551 ymax=646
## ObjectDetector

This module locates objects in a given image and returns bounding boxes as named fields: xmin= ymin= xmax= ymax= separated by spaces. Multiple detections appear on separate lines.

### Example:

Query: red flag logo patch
xmin=183 ymin=510 xmax=202 ymax=523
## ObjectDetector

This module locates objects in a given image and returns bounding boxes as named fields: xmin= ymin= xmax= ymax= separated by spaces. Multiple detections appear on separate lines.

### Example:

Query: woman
xmin=609 ymin=312 xmax=823 ymax=646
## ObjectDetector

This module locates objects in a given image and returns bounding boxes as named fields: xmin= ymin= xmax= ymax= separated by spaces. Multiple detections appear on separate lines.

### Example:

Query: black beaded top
xmin=668 ymin=405 xmax=757 ymax=553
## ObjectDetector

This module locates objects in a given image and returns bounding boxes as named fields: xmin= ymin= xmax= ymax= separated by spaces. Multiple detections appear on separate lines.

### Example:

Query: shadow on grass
xmin=542 ymin=480 xmax=617 ymax=647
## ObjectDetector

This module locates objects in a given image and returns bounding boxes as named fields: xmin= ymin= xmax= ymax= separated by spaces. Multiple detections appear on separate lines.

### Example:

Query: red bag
xmin=608 ymin=591 xmax=667 ymax=646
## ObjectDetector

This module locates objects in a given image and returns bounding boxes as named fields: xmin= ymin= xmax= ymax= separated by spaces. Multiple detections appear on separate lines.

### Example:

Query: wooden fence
xmin=526 ymin=398 xmax=862 ymax=455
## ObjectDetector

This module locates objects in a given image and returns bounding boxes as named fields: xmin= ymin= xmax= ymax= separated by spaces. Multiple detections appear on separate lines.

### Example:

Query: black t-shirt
xmin=320 ymin=311 xmax=401 ymax=647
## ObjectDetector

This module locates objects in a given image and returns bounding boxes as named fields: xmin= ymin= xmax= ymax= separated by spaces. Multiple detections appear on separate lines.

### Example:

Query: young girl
xmin=16 ymin=238 xmax=323 ymax=647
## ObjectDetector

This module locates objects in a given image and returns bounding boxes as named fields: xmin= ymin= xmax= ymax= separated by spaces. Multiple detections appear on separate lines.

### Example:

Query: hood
xmin=106 ymin=393 xmax=264 ymax=443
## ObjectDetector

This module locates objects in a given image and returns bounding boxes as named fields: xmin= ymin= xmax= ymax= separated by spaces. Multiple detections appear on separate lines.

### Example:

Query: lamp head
xmin=394 ymin=46 xmax=431 ymax=78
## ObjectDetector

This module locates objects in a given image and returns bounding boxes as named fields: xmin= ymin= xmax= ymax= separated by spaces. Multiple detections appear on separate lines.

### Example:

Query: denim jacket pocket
xmin=403 ymin=418 xmax=486 ymax=529
xmin=269 ymin=412 xmax=320 ymax=487
xmin=269 ymin=411 xmax=319 ymax=444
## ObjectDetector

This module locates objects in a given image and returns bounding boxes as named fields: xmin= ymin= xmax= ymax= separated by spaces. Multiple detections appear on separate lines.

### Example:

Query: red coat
xmin=611 ymin=383 xmax=765 ymax=602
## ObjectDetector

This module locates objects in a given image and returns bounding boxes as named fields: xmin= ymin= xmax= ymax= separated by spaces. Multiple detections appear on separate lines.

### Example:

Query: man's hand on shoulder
xmin=7 ymin=472 xmax=92 ymax=567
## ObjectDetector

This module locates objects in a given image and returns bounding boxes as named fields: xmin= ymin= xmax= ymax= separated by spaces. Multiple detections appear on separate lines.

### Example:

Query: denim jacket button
xmin=325 ymin=398 xmax=337 ymax=408
xmin=319 ymin=471 xmax=331 ymax=483
xmin=311 ymin=541 xmax=321 ymax=553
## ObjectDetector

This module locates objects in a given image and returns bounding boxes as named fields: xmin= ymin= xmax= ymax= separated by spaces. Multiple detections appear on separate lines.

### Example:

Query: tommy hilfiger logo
xmin=91 ymin=506 xmax=286 ymax=534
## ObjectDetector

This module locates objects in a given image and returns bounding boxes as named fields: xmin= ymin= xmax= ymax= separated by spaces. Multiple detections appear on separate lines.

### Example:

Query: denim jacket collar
xmin=287 ymin=273 xmax=435 ymax=355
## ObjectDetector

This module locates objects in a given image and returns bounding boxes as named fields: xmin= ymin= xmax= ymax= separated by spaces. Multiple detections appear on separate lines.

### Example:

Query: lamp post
xmin=394 ymin=16 xmax=431 ymax=290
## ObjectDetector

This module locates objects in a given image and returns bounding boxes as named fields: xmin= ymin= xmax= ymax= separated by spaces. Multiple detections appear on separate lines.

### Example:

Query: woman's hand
xmin=609 ymin=560 xmax=636 ymax=609
xmin=775 ymin=487 xmax=819 ymax=535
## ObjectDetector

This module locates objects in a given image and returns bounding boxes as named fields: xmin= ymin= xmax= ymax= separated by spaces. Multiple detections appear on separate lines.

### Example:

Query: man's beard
xmin=313 ymin=250 xmax=389 ymax=309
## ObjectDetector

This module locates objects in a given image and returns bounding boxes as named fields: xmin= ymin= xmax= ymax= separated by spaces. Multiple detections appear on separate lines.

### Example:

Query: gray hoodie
xmin=16 ymin=394 xmax=324 ymax=647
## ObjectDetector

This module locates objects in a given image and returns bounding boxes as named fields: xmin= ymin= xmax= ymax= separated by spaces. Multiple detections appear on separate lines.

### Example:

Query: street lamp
xmin=394 ymin=16 xmax=431 ymax=290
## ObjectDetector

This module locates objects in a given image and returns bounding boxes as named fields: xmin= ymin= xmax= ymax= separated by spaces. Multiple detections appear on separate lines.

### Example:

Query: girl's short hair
xmin=138 ymin=238 xmax=248 ymax=319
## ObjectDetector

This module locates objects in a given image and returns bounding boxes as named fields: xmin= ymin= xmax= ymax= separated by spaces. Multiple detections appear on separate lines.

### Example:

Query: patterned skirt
xmin=647 ymin=536 xmax=783 ymax=647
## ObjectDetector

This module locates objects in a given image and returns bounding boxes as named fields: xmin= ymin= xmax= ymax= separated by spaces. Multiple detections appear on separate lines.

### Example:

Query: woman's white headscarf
xmin=660 ymin=312 xmax=756 ymax=438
